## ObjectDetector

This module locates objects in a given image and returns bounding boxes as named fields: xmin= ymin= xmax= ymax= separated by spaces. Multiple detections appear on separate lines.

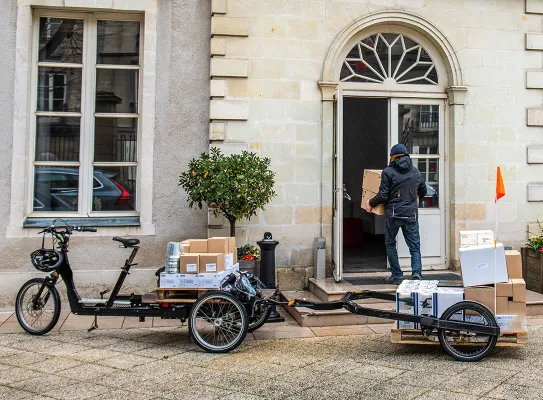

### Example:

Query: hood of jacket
xmin=391 ymin=155 xmax=412 ymax=173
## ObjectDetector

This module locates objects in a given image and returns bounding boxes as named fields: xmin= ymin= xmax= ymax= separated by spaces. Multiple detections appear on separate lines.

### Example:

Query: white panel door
xmin=390 ymin=99 xmax=446 ymax=269
xmin=332 ymin=89 xmax=344 ymax=281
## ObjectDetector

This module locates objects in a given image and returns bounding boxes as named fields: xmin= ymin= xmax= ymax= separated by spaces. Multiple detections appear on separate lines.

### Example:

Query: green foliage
xmin=179 ymin=147 xmax=276 ymax=235
xmin=526 ymin=221 xmax=543 ymax=252
xmin=237 ymin=244 xmax=260 ymax=261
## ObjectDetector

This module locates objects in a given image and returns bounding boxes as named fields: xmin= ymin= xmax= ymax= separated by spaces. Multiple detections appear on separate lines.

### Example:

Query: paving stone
xmin=103 ymin=339 xmax=156 ymax=353
xmin=343 ymin=363 xmax=406 ymax=382
xmin=485 ymin=383 xmax=543 ymax=400
xmin=0 ymin=350 xmax=50 ymax=367
xmin=56 ymin=363 xmax=118 ymax=382
xmin=162 ymin=384 xmax=231 ymax=400
xmin=0 ymin=368 xmax=45 ymax=386
xmin=8 ymin=374 xmax=74 ymax=394
xmin=132 ymin=344 xmax=191 ymax=359
xmin=163 ymin=350 xmax=227 ymax=366
xmin=68 ymin=348 xmax=124 ymax=362
xmin=364 ymin=381 xmax=429 ymax=400
xmin=0 ymin=385 xmax=34 ymax=400
xmin=24 ymin=356 xmax=83 ymax=373
xmin=0 ymin=313 xmax=13 ymax=325
xmin=200 ymin=356 xmax=296 ymax=378
xmin=440 ymin=375 xmax=505 ymax=396
xmin=252 ymin=326 xmax=315 ymax=340
xmin=220 ymin=393 xmax=265 ymax=400
xmin=94 ymin=353 xmax=155 ymax=369
xmin=413 ymin=389 xmax=480 ymax=400
xmin=42 ymin=383 xmax=109 ymax=399
xmin=88 ymin=389 xmax=157 ymax=400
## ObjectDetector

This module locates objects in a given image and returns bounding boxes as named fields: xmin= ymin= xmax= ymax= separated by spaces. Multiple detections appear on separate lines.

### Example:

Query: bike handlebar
xmin=40 ymin=225 xmax=98 ymax=234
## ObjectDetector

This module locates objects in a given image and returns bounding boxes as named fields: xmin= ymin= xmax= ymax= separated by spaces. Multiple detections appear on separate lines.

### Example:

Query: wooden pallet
xmin=155 ymin=288 xmax=210 ymax=303
xmin=390 ymin=323 xmax=527 ymax=347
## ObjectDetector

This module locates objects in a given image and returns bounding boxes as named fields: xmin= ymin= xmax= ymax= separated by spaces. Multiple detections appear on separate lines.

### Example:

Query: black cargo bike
xmin=16 ymin=221 xmax=501 ymax=361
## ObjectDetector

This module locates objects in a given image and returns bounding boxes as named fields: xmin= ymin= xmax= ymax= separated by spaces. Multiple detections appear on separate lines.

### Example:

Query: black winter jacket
xmin=368 ymin=155 xmax=427 ymax=222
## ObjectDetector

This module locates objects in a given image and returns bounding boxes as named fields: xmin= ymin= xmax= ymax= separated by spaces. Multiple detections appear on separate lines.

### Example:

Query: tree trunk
xmin=228 ymin=217 xmax=236 ymax=238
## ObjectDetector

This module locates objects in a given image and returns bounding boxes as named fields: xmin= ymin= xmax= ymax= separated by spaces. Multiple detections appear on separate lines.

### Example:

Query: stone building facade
xmin=1 ymin=0 xmax=543 ymax=307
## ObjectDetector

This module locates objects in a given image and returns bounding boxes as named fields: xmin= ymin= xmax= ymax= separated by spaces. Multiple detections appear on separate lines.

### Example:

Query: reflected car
xmin=33 ymin=167 xmax=134 ymax=212
xmin=420 ymin=183 xmax=438 ymax=208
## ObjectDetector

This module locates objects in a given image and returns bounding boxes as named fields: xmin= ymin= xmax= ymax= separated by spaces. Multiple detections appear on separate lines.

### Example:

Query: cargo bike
xmin=15 ymin=222 xmax=276 ymax=353
xmin=16 ymin=222 xmax=503 ymax=361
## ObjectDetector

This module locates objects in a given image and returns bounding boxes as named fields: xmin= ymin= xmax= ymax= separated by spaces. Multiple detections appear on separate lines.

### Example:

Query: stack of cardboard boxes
xmin=395 ymin=230 xmax=526 ymax=333
xmin=159 ymin=237 xmax=239 ymax=289
xmin=361 ymin=169 xmax=385 ymax=216
xmin=459 ymin=230 xmax=526 ymax=332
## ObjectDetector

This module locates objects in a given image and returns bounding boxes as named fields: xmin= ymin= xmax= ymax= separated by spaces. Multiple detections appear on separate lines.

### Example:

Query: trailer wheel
xmin=438 ymin=301 xmax=498 ymax=362
xmin=188 ymin=291 xmax=248 ymax=353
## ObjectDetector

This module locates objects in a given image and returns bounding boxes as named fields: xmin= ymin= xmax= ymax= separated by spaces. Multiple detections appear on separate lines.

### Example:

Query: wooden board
xmin=155 ymin=288 xmax=210 ymax=302
xmin=390 ymin=323 xmax=527 ymax=347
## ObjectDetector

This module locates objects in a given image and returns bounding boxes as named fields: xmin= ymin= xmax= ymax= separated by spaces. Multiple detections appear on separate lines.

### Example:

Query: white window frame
xmin=8 ymin=2 xmax=157 ymax=237
xmin=28 ymin=10 xmax=143 ymax=218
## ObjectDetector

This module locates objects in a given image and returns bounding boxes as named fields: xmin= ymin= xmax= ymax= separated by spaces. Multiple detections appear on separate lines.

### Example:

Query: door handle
xmin=343 ymin=184 xmax=351 ymax=201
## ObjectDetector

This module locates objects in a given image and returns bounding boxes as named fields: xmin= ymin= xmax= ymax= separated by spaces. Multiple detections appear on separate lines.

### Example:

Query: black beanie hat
xmin=390 ymin=144 xmax=407 ymax=157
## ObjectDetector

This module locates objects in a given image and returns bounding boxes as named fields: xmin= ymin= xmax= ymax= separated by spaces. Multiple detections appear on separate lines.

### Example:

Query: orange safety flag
xmin=495 ymin=166 xmax=505 ymax=202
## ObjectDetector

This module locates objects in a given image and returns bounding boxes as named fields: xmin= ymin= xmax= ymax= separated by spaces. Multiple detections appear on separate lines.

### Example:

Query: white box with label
xmin=197 ymin=270 xmax=229 ymax=289
xmin=433 ymin=287 xmax=464 ymax=318
xmin=459 ymin=230 xmax=495 ymax=247
xmin=459 ymin=243 xmax=508 ymax=287
xmin=396 ymin=286 xmax=417 ymax=329
xmin=179 ymin=274 xmax=199 ymax=288
xmin=159 ymin=273 xmax=181 ymax=289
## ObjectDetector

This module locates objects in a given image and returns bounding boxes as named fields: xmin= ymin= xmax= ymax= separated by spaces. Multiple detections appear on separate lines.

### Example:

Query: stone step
xmin=281 ymin=290 xmax=394 ymax=327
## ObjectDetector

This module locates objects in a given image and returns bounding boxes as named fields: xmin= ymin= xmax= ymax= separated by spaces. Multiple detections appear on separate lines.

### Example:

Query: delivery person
xmin=365 ymin=144 xmax=427 ymax=285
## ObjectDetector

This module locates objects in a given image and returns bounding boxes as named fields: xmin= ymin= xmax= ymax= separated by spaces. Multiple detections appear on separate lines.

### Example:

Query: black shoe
xmin=410 ymin=273 xmax=422 ymax=280
xmin=385 ymin=275 xmax=404 ymax=285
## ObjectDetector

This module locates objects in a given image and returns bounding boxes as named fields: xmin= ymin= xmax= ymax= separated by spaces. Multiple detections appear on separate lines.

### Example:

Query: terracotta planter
xmin=521 ymin=248 xmax=543 ymax=294
xmin=239 ymin=259 xmax=260 ymax=277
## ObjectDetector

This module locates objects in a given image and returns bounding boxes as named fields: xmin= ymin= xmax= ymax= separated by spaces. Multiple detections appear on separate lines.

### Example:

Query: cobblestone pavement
xmin=0 ymin=311 xmax=542 ymax=400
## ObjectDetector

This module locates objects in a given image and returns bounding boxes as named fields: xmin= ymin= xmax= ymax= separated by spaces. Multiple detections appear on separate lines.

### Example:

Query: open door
xmin=332 ymin=89 xmax=343 ymax=282
xmin=390 ymin=99 xmax=446 ymax=269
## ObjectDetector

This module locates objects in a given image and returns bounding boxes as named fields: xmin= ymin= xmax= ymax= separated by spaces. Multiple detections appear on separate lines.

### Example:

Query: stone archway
xmin=319 ymin=10 xmax=467 ymax=273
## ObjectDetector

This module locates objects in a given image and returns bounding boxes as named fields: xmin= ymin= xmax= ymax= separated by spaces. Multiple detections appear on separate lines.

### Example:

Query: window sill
xmin=23 ymin=216 xmax=141 ymax=228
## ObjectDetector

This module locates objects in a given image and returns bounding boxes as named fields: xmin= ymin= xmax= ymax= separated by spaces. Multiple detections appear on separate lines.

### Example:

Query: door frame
xmin=332 ymin=90 xmax=449 ymax=281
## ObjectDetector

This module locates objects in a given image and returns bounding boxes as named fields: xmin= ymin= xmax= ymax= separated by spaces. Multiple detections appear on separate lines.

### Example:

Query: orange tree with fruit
xmin=179 ymin=147 xmax=276 ymax=237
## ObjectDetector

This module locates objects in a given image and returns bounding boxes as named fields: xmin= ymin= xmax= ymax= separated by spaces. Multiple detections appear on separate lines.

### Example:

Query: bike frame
xmin=35 ymin=231 xmax=192 ymax=320
xmin=289 ymin=291 xmax=500 ymax=336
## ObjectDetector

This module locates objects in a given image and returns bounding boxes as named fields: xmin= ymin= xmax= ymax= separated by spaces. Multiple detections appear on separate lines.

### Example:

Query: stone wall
xmin=0 ymin=0 xmax=210 ymax=309
xmin=208 ymin=0 xmax=543 ymax=271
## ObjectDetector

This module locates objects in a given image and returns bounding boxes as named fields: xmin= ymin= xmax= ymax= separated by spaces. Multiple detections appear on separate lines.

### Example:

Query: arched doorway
xmin=320 ymin=12 xmax=466 ymax=282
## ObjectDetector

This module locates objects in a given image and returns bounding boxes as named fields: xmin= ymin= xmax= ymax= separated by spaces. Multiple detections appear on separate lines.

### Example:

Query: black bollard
xmin=257 ymin=232 xmax=284 ymax=323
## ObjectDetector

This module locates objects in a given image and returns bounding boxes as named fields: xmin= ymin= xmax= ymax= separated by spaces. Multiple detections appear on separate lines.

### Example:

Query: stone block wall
xmin=208 ymin=0 xmax=543 ymax=270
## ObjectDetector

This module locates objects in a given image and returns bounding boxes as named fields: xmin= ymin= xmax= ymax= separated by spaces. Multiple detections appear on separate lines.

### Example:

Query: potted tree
xmin=179 ymin=147 xmax=276 ymax=237
xmin=522 ymin=223 xmax=543 ymax=294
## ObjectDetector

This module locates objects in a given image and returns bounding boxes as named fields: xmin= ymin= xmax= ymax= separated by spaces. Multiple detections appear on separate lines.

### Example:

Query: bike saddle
xmin=113 ymin=237 xmax=140 ymax=248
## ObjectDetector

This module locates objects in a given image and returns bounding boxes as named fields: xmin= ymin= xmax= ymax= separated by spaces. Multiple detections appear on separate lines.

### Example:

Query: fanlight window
xmin=340 ymin=33 xmax=438 ymax=85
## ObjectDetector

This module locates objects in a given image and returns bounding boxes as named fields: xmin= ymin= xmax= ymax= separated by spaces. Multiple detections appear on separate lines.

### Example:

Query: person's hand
xmin=365 ymin=201 xmax=372 ymax=213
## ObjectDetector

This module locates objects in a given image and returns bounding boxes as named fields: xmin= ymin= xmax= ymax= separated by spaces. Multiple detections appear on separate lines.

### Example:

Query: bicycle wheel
xmin=16 ymin=278 xmax=61 ymax=335
xmin=248 ymin=277 xmax=271 ymax=332
xmin=188 ymin=291 xmax=248 ymax=353
xmin=438 ymin=300 xmax=498 ymax=362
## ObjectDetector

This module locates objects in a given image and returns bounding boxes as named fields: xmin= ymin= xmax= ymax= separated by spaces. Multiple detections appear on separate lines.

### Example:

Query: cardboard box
xmin=465 ymin=286 xmax=497 ymax=313
xmin=511 ymin=278 xmax=526 ymax=303
xmin=180 ymin=241 xmax=191 ymax=253
xmin=505 ymin=250 xmax=522 ymax=279
xmin=362 ymin=169 xmax=382 ymax=192
xmin=199 ymin=253 xmax=225 ymax=273
xmin=189 ymin=239 xmax=208 ymax=253
xmin=211 ymin=237 xmax=236 ymax=252
xmin=179 ymin=274 xmax=199 ymax=288
xmin=197 ymin=270 xmax=229 ymax=289
xmin=459 ymin=243 xmax=509 ymax=287
xmin=159 ymin=273 xmax=181 ymax=288
xmin=415 ymin=289 xmax=434 ymax=317
xmin=508 ymin=300 xmax=526 ymax=316
xmin=225 ymin=253 xmax=234 ymax=270
xmin=179 ymin=254 xmax=199 ymax=274
xmin=433 ymin=287 xmax=464 ymax=318
xmin=495 ymin=280 xmax=513 ymax=297
xmin=496 ymin=296 xmax=509 ymax=314
xmin=361 ymin=189 xmax=385 ymax=216
xmin=495 ymin=315 xmax=527 ymax=332
xmin=208 ymin=237 xmax=229 ymax=254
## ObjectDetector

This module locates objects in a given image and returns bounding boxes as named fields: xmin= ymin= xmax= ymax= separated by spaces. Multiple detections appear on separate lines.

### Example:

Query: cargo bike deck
xmin=287 ymin=289 xmax=519 ymax=361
